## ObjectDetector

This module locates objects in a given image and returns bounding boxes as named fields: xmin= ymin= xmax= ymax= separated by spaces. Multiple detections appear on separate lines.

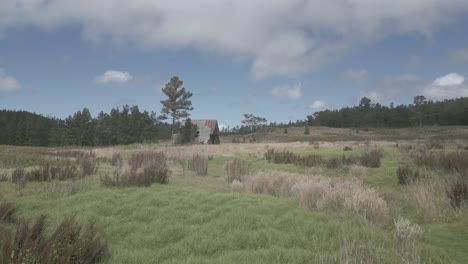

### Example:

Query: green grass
xmin=3 ymin=181 xmax=401 ymax=264
xmin=1 ymin=138 xmax=468 ymax=263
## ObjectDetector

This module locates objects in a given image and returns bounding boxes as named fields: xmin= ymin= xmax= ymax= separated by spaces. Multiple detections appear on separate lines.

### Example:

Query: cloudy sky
xmin=1 ymin=0 xmax=468 ymax=127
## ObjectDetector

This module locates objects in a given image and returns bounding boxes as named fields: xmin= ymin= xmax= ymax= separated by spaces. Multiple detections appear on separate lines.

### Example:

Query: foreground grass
xmin=1 ymin=137 xmax=468 ymax=263
xmin=4 ymin=182 xmax=401 ymax=264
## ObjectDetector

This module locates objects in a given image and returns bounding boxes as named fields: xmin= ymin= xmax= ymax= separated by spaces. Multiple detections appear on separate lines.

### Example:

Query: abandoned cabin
xmin=192 ymin=120 xmax=220 ymax=144
xmin=172 ymin=119 xmax=220 ymax=144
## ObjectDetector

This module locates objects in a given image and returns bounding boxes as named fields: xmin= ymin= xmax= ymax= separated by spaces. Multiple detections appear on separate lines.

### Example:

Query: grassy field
xmin=1 ymin=126 xmax=468 ymax=263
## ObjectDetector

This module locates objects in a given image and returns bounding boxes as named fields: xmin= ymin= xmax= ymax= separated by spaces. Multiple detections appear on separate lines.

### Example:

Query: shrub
xmin=343 ymin=146 xmax=353 ymax=151
xmin=0 ymin=172 xmax=8 ymax=182
xmin=230 ymin=180 xmax=244 ymax=192
xmin=224 ymin=160 xmax=249 ymax=182
xmin=187 ymin=155 xmax=208 ymax=176
xmin=0 ymin=214 xmax=107 ymax=264
xmin=359 ymin=150 xmax=382 ymax=168
xmin=0 ymin=202 xmax=16 ymax=222
xmin=446 ymin=177 xmax=468 ymax=208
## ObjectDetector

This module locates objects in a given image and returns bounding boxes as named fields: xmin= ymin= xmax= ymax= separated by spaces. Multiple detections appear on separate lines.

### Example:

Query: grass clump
xmin=187 ymin=155 xmax=208 ymax=176
xmin=80 ymin=157 xmax=98 ymax=176
xmin=409 ymin=150 xmax=468 ymax=173
xmin=243 ymin=171 xmax=388 ymax=223
xmin=393 ymin=216 xmax=423 ymax=263
xmin=446 ymin=176 xmax=468 ymax=208
xmin=0 ymin=172 xmax=8 ymax=182
xmin=11 ymin=163 xmax=80 ymax=182
xmin=359 ymin=149 xmax=382 ymax=168
xmin=0 ymin=214 xmax=107 ymax=264
xmin=396 ymin=165 xmax=424 ymax=185
xmin=224 ymin=160 xmax=249 ymax=182
xmin=0 ymin=202 xmax=16 ymax=222
xmin=128 ymin=152 xmax=166 ymax=172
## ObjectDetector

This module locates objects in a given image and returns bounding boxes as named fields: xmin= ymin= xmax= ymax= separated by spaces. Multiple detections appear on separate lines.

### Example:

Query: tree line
xmin=307 ymin=96 xmax=468 ymax=128
xmin=0 ymin=106 xmax=171 ymax=147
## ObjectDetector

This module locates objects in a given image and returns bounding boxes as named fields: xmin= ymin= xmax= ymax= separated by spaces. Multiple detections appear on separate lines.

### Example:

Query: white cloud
xmin=432 ymin=73 xmax=464 ymax=86
xmin=341 ymin=69 xmax=368 ymax=81
xmin=1 ymin=1 xmax=468 ymax=79
xmin=96 ymin=70 xmax=133 ymax=84
xmin=271 ymin=82 xmax=302 ymax=100
xmin=423 ymin=73 xmax=468 ymax=99
xmin=309 ymin=100 xmax=328 ymax=110
xmin=0 ymin=69 xmax=21 ymax=92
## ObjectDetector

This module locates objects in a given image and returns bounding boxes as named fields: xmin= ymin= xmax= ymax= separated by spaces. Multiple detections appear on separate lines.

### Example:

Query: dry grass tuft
xmin=393 ymin=216 xmax=423 ymax=263
xmin=349 ymin=165 xmax=368 ymax=182
xmin=224 ymin=160 xmax=249 ymax=182
xmin=407 ymin=180 xmax=454 ymax=222
xmin=243 ymin=171 xmax=388 ymax=223
xmin=230 ymin=180 xmax=244 ymax=192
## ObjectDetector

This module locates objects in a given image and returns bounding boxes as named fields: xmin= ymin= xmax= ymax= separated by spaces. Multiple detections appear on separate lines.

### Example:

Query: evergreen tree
xmin=160 ymin=76 xmax=194 ymax=135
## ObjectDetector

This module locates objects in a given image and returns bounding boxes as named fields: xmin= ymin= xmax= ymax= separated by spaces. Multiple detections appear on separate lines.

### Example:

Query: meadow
xmin=1 ymin=126 xmax=468 ymax=263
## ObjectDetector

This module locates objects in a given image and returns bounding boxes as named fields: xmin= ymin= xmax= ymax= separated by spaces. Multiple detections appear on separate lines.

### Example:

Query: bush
xmin=224 ymin=160 xmax=249 ymax=182
xmin=0 ymin=214 xmax=107 ymax=264
xmin=343 ymin=146 xmax=353 ymax=151
xmin=446 ymin=177 xmax=468 ymax=208
xmin=187 ymin=155 xmax=208 ymax=176
xmin=396 ymin=165 xmax=423 ymax=185
xmin=0 ymin=202 xmax=16 ymax=222
xmin=359 ymin=150 xmax=382 ymax=168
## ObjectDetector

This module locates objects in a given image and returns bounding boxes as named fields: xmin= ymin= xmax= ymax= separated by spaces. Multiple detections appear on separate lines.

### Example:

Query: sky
xmin=1 ymin=1 xmax=468 ymax=128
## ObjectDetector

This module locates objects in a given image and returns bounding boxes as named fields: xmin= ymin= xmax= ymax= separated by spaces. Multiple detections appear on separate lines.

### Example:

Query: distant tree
xmin=181 ymin=118 xmax=198 ymax=144
xmin=160 ymin=76 xmax=194 ymax=135
xmin=241 ymin=113 xmax=267 ymax=142
xmin=304 ymin=126 xmax=310 ymax=135
xmin=65 ymin=108 xmax=93 ymax=146
xmin=284 ymin=128 xmax=288 ymax=134
xmin=413 ymin=95 xmax=427 ymax=127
